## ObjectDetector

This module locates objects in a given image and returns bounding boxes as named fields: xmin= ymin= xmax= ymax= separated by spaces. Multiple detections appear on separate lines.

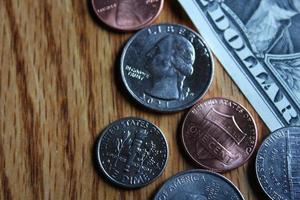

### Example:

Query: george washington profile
xmin=144 ymin=35 xmax=195 ymax=100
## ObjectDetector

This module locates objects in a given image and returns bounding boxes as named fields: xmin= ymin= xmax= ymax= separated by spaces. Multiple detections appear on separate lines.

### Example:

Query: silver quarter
xmin=256 ymin=126 xmax=300 ymax=200
xmin=96 ymin=117 xmax=168 ymax=188
xmin=153 ymin=169 xmax=245 ymax=200
xmin=120 ymin=23 xmax=214 ymax=112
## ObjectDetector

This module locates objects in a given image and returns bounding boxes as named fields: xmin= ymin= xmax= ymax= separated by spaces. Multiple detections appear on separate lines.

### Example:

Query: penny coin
xmin=91 ymin=0 xmax=164 ymax=31
xmin=95 ymin=117 xmax=168 ymax=188
xmin=153 ymin=169 xmax=245 ymax=200
xmin=256 ymin=126 xmax=300 ymax=200
xmin=182 ymin=98 xmax=257 ymax=172
xmin=120 ymin=23 xmax=214 ymax=112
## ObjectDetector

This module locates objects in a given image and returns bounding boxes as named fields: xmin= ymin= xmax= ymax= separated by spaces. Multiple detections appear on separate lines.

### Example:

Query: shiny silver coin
xmin=96 ymin=117 xmax=168 ymax=188
xmin=153 ymin=169 xmax=245 ymax=200
xmin=256 ymin=126 xmax=300 ymax=200
xmin=120 ymin=23 xmax=214 ymax=112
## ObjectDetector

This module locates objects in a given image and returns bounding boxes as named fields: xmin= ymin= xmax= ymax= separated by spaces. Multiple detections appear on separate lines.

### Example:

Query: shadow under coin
xmin=246 ymin=152 xmax=270 ymax=200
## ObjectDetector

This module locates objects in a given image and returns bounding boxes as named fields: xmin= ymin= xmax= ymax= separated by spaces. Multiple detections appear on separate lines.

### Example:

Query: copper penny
xmin=182 ymin=98 xmax=257 ymax=172
xmin=91 ymin=0 xmax=164 ymax=31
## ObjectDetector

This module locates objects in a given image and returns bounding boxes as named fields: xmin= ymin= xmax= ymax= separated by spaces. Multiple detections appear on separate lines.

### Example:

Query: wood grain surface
xmin=0 ymin=0 xmax=270 ymax=199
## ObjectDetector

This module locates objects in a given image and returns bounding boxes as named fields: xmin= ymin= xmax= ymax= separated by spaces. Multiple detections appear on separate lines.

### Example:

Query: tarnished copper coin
xmin=182 ymin=98 xmax=257 ymax=172
xmin=91 ymin=0 xmax=164 ymax=31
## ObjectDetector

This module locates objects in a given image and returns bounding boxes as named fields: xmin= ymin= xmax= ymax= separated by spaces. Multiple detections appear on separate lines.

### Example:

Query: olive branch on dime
xmin=114 ymin=130 xmax=132 ymax=167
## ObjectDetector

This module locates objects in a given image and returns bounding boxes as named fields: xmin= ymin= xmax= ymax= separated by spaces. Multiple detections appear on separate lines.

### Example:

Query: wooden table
xmin=0 ymin=0 xmax=270 ymax=199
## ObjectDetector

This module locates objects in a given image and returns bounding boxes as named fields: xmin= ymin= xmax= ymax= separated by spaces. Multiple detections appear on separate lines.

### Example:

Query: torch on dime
xmin=95 ymin=117 xmax=168 ymax=188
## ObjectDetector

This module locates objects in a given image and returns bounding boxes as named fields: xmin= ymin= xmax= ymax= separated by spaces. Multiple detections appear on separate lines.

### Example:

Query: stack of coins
xmin=91 ymin=1 xmax=300 ymax=199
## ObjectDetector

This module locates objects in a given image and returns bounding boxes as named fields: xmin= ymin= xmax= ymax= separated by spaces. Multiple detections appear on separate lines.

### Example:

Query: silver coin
xmin=153 ymin=169 xmax=244 ymax=200
xmin=256 ymin=126 xmax=300 ymax=200
xmin=120 ymin=23 xmax=214 ymax=112
xmin=96 ymin=117 xmax=168 ymax=188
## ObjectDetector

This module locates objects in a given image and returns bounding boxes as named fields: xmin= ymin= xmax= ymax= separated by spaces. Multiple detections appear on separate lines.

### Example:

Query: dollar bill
xmin=178 ymin=0 xmax=300 ymax=131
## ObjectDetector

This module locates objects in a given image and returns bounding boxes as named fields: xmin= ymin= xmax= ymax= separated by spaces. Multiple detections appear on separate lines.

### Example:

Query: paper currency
xmin=178 ymin=0 xmax=300 ymax=130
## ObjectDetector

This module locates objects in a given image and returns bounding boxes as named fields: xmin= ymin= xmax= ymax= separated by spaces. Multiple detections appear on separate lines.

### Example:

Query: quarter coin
xmin=91 ymin=0 xmax=164 ymax=31
xmin=121 ymin=23 xmax=214 ymax=112
xmin=182 ymin=98 xmax=257 ymax=172
xmin=153 ymin=169 xmax=245 ymax=200
xmin=256 ymin=126 xmax=300 ymax=200
xmin=95 ymin=117 xmax=168 ymax=188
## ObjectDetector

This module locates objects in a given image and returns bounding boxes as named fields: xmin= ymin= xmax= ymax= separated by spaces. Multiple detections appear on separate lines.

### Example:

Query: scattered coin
xmin=95 ymin=117 xmax=168 ymax=188
xmin=120 ymin=23 xmax=214 ymax=112
xmin=256 ymin=126 xmax=300 ymax=200
xmin=181 ymin=98 xmax=257 ymax=172
xmin=91 ymin=0 xmax=164 ymax=31
xmin=153 ymin=169 xmax=245 ymax=200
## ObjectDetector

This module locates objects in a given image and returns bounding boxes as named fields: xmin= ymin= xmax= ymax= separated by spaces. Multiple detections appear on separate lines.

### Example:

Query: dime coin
xmin=182 ymin=98 xmax=257 ymax=172
xmin=153 ymin=169 xmax=245 ymax=200
xmin=95 ymin=117 xmax=168 ymax=188
xmin=91 ymin=0 xmax=163 ymax=31
xmin=256 ymin=126 xmax=300 ymax=200
xmin=120 ymin=23 xmax=214 ymax=112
